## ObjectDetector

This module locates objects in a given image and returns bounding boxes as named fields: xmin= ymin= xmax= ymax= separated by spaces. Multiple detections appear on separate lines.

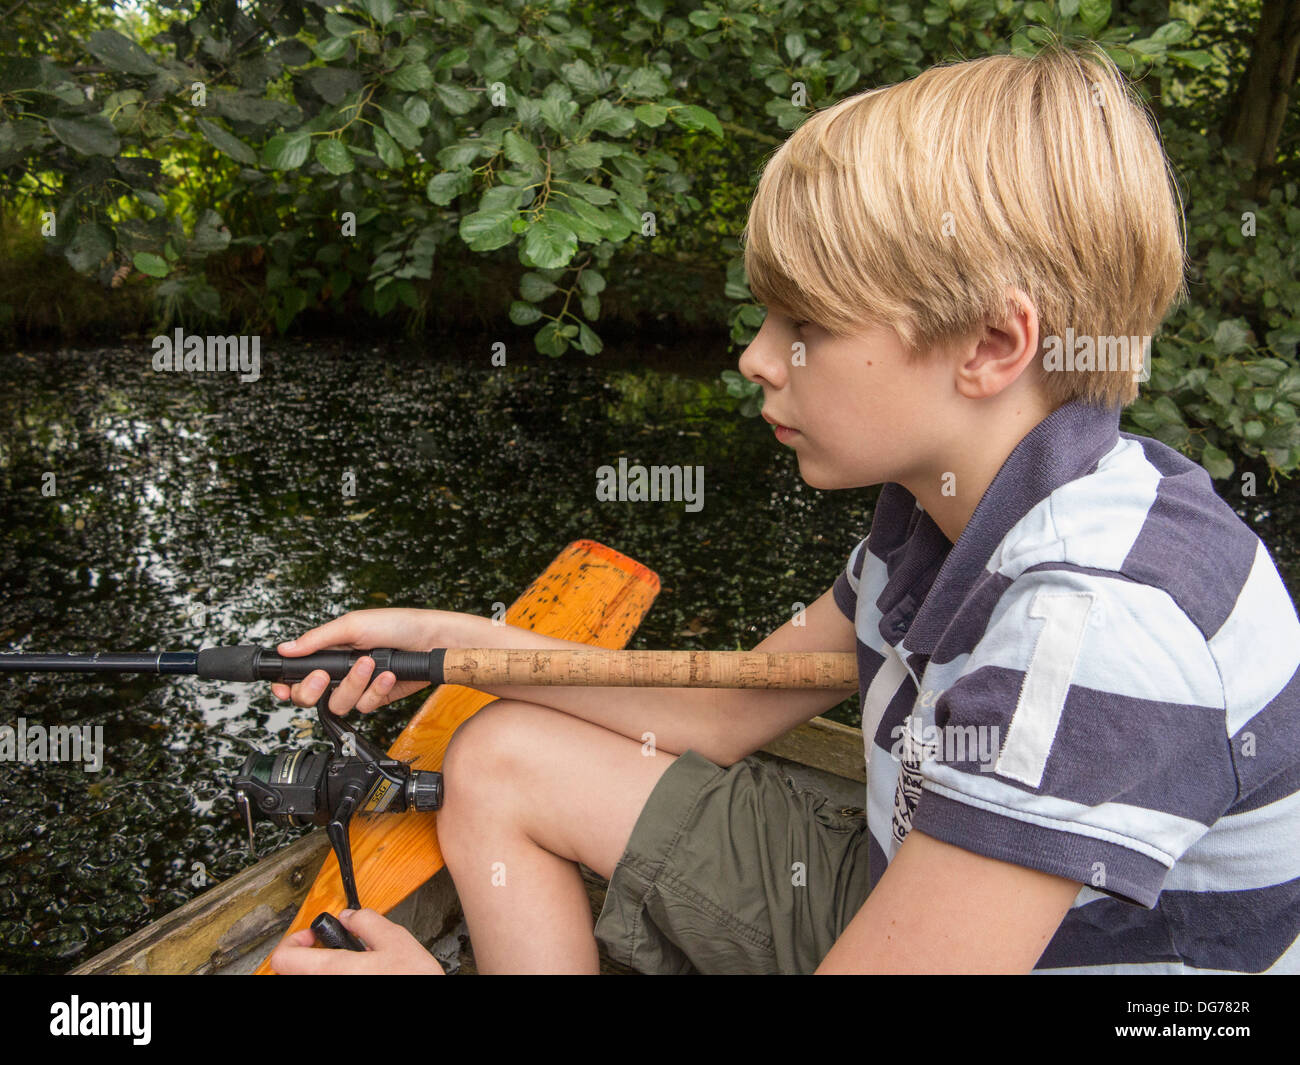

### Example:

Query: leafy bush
xmin=0 ymin=0 xmax=1294 ymax=475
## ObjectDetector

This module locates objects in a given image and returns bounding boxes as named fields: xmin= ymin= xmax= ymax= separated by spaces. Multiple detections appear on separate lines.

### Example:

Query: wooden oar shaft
xmin=443 ymin=649 xmax=858 ymax=690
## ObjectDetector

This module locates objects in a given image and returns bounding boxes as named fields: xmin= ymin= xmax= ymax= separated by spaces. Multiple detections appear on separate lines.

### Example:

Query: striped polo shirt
xmin=832 ymin=398 xmax=1300 ymax=973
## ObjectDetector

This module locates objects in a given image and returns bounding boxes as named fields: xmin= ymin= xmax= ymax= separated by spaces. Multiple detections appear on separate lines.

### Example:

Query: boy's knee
xmin=440 ymin=699 xmax=552 ymax=807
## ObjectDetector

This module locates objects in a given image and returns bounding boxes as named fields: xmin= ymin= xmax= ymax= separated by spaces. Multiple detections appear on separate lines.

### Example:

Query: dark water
xmin=0 ymin=339 xmax=874 ymax=973
xmin=0 ymin=340 xmax=1296 ymax=975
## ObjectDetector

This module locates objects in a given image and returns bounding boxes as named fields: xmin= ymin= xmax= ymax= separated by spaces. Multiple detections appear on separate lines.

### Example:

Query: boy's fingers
xmin=290 ymin=669 xmax=332 ymax=707
xmin=277 ymin=613 xmax=359 ymax=656
xmin=327 ymin=657 xmax=375 ymax=715
xmin=270 ymin=941 xmax=357 ymax=975
xmin=338 ymin=908 xmax=404 ymax=949
xmin=354 ymin=671 xmax=396 ymax=714
xmin=271 ymin=682 xmax=291 ymax=700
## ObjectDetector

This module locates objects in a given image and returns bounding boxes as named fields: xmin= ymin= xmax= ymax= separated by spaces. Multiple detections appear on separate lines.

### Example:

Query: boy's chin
xmin=796 ymin=459 xmax=878 ymax=491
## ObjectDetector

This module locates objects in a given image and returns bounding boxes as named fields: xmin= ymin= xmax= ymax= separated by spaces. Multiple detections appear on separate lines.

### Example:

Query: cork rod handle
xmin=441 ymin=649 xmax=858 ymax=690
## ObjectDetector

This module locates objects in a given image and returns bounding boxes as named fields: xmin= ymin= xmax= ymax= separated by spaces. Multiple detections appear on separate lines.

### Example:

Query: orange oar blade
xmin=253 ymin=539 xmax=659 ymax=973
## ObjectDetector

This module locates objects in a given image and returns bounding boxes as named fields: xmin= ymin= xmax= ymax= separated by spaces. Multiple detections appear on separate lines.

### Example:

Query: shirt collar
xmin=895 ymin=400 xmax=1123 ymax=655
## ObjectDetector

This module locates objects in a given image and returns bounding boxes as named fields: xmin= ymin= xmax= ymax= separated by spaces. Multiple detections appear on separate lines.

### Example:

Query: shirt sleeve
xmin=910 ymin=565 xmax=1236 ymax=908
xmin=832 ymin=538 xmax=869 ymax=622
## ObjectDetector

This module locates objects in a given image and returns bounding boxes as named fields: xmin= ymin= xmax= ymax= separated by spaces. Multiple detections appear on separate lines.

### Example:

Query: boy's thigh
xmin=440 ymin=698 xmax=679 ymax=882
xmin=594 ymin=750 xmax=871 ymax=975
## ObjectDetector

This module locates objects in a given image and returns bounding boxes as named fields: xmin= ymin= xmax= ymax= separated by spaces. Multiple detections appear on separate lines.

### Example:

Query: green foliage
xmin=0 ymin=0 xmax=1294 ymax=475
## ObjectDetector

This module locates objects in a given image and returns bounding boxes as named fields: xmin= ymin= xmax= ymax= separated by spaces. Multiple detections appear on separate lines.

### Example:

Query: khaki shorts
xmin=593 ymin=749 xmax=872 ymax=974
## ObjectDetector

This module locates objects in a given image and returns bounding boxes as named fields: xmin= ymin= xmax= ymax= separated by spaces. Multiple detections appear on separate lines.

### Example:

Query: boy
xmin=270 ymin=43 xmax=1300 ymax=974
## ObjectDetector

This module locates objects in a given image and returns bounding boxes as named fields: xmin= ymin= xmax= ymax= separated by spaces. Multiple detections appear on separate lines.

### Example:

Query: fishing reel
xmin=233 ymin=684 xmax=443 ymax=916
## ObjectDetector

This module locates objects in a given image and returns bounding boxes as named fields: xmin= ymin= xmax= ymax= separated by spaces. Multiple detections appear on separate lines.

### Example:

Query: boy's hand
xmin=272 ymin=608 xmax=484 ymax=715
xmin=268 ymin=909 xmax=446 ymax=975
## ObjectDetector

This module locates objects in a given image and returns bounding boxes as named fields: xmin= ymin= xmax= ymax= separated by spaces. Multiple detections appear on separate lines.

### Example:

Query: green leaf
xmin=48 ymin=116 xmax=120 ymax=157
xmin=381 ymin=108 xmax=422 ymax=149
xmin=325 ymin=11 xmax=366 ymax=37
xmin=315 ymin=138 xmax=354 ymax=174
xmin=306 ymin=67 xmax=363 ymax=104
xmin=133 ymin=251 xmax=169 ymax=278
xmin=1213 ymin=319 xmax=1251 ymax=356
xmin=634 ymin=103 xmax=669 ymax=126
xmin=520 ymin=272 xmax=558 ymax=301
xmin=579 ymin=99 xmax=636 ymax=137
xmin=426 ymin=169 xmax=471 ymax=205
xmin=1169 ymin=50 xmax=1215 ymax=71
xmin=669 ymin=104 xmax=724 ymax=139
xmin=1204 ymin=378 xmax=1234 ymax=407
xmin=566 ymin=141 xmax=604 ymax=168
xmin=576 ymin=322 xmax=603 ymax=354
xmin=386 ymin=64 xmax=433 ymax=92
xmin=459 ymin=208 xmax=517 ymax=251
xmin=560 ymin=59 xmax=604 ymax=95
xmin=196 ymin=118 xmax=257 ymax=165
xmin=372 ymin=126 xmax=403 ymax=168
xmin=1199 ymin=444 xmax=1233 ymax=479
xmin=66 ymin=223 xmax=113 ymax=272
xmin=403 ymin=96 xmax=432 ymax=128
xmin=435 ymin=47 xmax=470 ymax=73
xmin=262 ymin=130 xmax=311 ymax=170
xmin=313 ymin=37 xmax=349 ymax=62
xmin=620 ymin=66 xmax=668 ymax=97
xmin=87 ymin=29 xmax=160 ymax=76
xmin=534 ymin=320 xmax=568 ymax=356
xmin=523 ymin=216 xmax=579 ymax=269
xmin=363 ymin=0 xmax=399 ymax=25
xmin=1153 ymin=395 xmax=1184 ymax=424
xmin=688 ymin=10 xmax=720 ymax=29
xmin=571 ymin=182 xmax=618 ymax=206
xmin=503 ymin=130 xmax=541 ymax=167
xmin=539 ymin=94 xmax=579 ymax=132
xmin=510 ymin=300 xmax=543 ymax=325
xmin=433 ymin=83 xmax=477 ymax=116
xmin=1078 ymin=0 xmax=1111 ymax=31
xmin=212 ymin=93 xmax=294 ymax=125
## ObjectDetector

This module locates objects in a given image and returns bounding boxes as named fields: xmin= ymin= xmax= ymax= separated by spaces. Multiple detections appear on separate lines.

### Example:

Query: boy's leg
xmin=436 ymin=698 xmax=676 ymax=974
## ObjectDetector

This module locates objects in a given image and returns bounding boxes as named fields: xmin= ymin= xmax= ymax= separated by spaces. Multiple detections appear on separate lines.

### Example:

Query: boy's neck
xmin=902 ymin=396 xmax=1057 ymax=546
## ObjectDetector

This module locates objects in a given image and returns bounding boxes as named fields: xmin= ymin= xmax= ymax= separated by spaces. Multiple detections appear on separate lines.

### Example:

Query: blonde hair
xmin=741 ymin=42 xmax=1188 ymax=409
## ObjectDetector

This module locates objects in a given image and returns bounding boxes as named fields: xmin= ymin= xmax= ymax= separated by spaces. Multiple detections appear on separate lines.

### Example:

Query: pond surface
xmin=0 ymin=339 xmax=1296 ymax=974
xmin=0 ymin=337 xmax=875 ymax=973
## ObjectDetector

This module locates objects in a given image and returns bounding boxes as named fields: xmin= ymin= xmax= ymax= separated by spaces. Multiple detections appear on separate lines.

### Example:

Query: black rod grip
xmin=195 ymin=645 xmax=263 ymax=681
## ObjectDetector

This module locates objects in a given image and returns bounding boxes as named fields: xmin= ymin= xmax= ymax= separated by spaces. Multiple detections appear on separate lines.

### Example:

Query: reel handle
xmin=310 ymin=912 xmax=365 ymax=952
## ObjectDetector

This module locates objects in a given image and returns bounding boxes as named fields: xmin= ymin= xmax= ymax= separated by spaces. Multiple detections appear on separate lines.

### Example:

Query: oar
xmin=0 ymin=647 xmax=859 ymax=689
xmin=256 ymin=537 xmax=662 ymax=973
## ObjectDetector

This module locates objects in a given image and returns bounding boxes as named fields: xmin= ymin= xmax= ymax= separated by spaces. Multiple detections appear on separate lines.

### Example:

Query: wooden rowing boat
xmin=70 ymin=540 xmax=865 ymax=975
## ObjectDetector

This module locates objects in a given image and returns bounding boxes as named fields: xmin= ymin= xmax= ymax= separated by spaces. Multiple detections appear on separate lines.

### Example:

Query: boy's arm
xmin=815 ymin=828 xmax=1080 ymax=973
xmin=453 ymin=584 xmax=857 ymax=766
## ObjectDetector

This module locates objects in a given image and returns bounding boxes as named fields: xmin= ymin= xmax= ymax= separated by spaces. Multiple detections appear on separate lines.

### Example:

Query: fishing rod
xmin=0 ymin=644 xmax=858 ymax=949
xmin=0 ymin=646 xmax=860 ymax=689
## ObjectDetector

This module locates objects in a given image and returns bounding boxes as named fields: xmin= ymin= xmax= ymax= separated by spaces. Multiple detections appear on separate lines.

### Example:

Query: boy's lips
xmin=762 ymin=412 xmax=800 ymax=442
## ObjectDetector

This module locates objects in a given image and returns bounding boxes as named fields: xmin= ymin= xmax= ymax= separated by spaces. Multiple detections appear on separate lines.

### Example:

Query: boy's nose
xmin=737 ymin=325 xmax=787 ymax=389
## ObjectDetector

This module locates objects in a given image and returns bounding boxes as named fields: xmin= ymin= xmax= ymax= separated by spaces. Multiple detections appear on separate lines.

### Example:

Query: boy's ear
xmin=954 ymin=288 xmax=1040 ymax=400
